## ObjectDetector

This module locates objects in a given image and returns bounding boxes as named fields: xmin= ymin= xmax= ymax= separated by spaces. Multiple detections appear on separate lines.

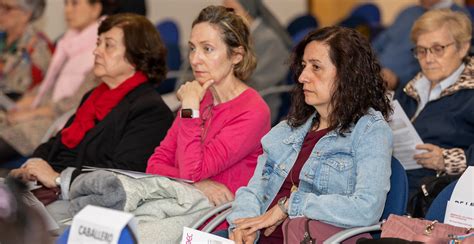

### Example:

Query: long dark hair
xmin=287 ymin=26 xmax=392 ymax=133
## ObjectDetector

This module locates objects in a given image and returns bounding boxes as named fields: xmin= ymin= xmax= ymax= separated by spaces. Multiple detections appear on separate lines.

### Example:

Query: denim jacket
xmin=227 ymin=108 xmax=393 ymax=231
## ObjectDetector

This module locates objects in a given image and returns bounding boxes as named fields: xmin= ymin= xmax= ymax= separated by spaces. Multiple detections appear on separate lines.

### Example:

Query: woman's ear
xmin=231 ymin=46 xmax=244 ymax=65
xmin=458 ymin=41 xmax=471 ymax=58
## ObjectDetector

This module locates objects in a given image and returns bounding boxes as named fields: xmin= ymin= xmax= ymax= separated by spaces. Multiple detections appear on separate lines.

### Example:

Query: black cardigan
xmin=32 ymin=82 xmax=174 ymax=175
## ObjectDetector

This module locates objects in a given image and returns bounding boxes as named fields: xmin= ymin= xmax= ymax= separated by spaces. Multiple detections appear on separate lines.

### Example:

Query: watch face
xmin=181 ymin=109 xmax=193 ymax=118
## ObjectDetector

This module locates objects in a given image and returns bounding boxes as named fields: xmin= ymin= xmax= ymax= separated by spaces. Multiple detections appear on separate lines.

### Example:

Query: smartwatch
xmin=54 ymin=176 xmax=61 ymax=187
xmin=180 ymin=108 xmax=200 ymax=118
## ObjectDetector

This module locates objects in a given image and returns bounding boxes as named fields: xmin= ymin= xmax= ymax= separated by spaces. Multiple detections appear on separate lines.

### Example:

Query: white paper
xmin=389 ymin=100 xmax=425 ymax=170
xmin=181 ymin=227 xmax=234 ymax=244
xmin=82 ymin=166 xmax=194 ymax=183
xmin=444 ymin=201 xmax=474 ymax=228
xmin=68 ymin=205 xmax=137 ymax=244
xmin=450 ymin=166 xmax=474 ymax=203
xmin=444 ymin=166 xmax=474 ymax=227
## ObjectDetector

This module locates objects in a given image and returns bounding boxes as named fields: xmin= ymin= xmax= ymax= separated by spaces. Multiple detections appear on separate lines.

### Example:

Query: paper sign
xmin=444 ymin=201 xmax=474 ymax=228
xmin=389 ymin=100 xmax=425 ymax=170
xmin=68 ymin=205 xmax=137 ymax=244
xmin=444 ymin=166 xmax=474 ymax=227
xmin=181 ymin=227 xmax=234 ymax=244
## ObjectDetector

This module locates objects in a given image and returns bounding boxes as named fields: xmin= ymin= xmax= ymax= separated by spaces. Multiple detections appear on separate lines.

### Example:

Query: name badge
xmin=68 ymin=205 xmax=137 ymax=244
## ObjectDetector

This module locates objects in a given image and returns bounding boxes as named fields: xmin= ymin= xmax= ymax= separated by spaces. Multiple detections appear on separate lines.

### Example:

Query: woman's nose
xmin=93 ymin=46 xmax=101 ymax=56
xmin=298 ymin=68 xmax=309 ymax=84
xmin=189 ymin=51 xmax=202 ymax=66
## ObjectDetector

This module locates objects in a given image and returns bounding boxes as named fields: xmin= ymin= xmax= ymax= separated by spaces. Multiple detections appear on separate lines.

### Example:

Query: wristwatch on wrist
xmin=180 ymin=108 xmax=199 ymax=118
xmin=277 ymin=196 xmax=288 ymax=215
xmin=54 ymin=176 xmax=61 ymax=187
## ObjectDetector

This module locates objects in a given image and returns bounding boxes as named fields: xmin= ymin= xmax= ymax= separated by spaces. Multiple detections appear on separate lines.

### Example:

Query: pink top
xmin=32 ymin=21 xmax=100 ymax=107
xmin=146 ymin=88 xmax=270 ymax=193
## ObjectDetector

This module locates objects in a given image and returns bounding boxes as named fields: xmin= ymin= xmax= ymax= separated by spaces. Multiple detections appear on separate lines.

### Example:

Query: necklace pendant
xmin=291 ymin=184 xmax=298 ymax=193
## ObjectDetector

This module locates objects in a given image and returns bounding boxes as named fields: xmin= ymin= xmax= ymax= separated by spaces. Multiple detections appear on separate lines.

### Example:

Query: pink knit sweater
xmin=146 ymin=88 xmax=270 ymax=194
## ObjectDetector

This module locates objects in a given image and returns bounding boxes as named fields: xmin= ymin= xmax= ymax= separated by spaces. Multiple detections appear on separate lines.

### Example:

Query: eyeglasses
xmin=411 ymin=42 xmax=455 ymax=59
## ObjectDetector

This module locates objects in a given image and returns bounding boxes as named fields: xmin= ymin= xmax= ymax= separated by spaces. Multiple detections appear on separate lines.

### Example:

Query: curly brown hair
xmin=98 ymin=13 xmax=167 ymax=84
xmin=287 ymin=26 xmax=392 ymax=133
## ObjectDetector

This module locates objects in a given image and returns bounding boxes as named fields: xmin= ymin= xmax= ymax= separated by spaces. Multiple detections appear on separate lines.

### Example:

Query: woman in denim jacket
xmin=227 ymin=26 xmax=394 ymax=243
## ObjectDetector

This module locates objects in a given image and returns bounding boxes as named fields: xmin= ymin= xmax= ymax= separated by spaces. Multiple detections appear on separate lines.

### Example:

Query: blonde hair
xmin=411 ymin=9 xmax=471 ymax=56
xmin=192 ymin=5 xmax=257 ymax=81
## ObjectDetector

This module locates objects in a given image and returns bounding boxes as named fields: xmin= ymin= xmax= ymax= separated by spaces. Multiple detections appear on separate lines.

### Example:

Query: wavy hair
xmin=287 ymin=26 xmax=392 ymax=132
xmin=192 ymin=5 xmax=256 ymax=81
xmin=98 ymin=13 xmax=167 ymax=84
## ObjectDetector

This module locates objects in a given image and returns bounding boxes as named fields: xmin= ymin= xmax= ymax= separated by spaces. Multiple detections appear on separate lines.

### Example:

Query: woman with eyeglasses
xmin=395 ymin=9 xmax=473 ymax=199
xmin=146 ymin=5 xmax=270 ymax=227
xmin=0 ymin=0 xmax=52 ymax=101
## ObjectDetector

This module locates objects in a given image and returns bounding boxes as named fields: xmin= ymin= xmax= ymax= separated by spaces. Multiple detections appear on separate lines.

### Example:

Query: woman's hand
xmin=176 ymin=80 xmax=214 ymax=109
xmin=193 ymin=179 xmax=234 ymax=206
xmin=9 ymin=168 xmax=36 ymax=182
xmin=229 ymin=228 xmax=257 ymax=244
xmin=13 ymin=93 xmax=35 ymax=111
xmin=234 ymin=204 xmax=288 ymax=237
xmin=22 ymin=158 xmax=59 ymax=188
xmin=414 ymin=143 xmax=445 ymax=171
xmin=7 ymin=106 xmax=53 ymax=124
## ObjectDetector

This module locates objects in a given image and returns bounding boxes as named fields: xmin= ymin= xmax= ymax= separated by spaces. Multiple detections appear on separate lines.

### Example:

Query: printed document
xmin=389 ymin=100 xmax=424 ymax=170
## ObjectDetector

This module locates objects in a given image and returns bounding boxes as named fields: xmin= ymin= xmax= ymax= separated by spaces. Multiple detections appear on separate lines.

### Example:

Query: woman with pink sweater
xmin=146 ymin=5 xmax=270 ymax=206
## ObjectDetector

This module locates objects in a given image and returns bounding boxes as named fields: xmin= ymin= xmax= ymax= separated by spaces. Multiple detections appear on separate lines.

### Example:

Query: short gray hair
xmin=17 ymin=0 xmax=46 ymax=22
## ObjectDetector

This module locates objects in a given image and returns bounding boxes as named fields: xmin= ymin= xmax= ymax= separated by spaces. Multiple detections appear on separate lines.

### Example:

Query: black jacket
xmin=32 ymin=82 xmax=174 ymax=174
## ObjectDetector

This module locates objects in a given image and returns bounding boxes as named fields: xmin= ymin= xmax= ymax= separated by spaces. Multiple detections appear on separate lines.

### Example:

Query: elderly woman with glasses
xmin=0 ymin=0 xmax=52 ymax=101
xmin=395 ymin=9 xmax=473 ymax=198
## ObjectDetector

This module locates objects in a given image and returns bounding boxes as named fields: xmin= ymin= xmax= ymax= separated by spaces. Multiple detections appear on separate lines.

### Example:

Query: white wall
xmin=38 ymin=0 xmax=307 ymax=45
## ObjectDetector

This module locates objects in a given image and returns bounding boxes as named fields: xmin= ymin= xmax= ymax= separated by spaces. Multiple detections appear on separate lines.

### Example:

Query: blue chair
xmin=190 ymin=156 xmax=409 ymax=241
xmin=286 ymin=14 xmax=318 ymax=42
xmin=1 ymin=156 xmax=28 ymax=169
xmin=324 ymin=157 xmax=409 ymax=243
xmin=57 ymin=225 xmax=137 ymax=244
xmin=349 ymin=3 xmax=381 ymax=28
xmin=156 ymin=19 xmax=182 ymax=94
xmin=338 ymin=3 xmax=384 ymax=41
xmin=425 ymin=180 xmax=458 ymax=222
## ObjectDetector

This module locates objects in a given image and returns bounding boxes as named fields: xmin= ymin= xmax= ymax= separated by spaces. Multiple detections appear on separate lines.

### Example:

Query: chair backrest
xmin=156 ymin=19 xmax=182 ymax=94
xmin=286 ymin=14 xmax=318 ymax=38
xmin=156 ymin=19 xmax=179 ymax=45
xmin=425 ymin=180 xmax=457 ymax=222
xmin=382 ymin=157 xmax=409 ymax=220
xmin=349 ymin=3 xmax=381 ymax=27
xmin=338 ymin=3 xmax=384 ymax=41
xmin=258 ymin=84 xmax=293 ymax=126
